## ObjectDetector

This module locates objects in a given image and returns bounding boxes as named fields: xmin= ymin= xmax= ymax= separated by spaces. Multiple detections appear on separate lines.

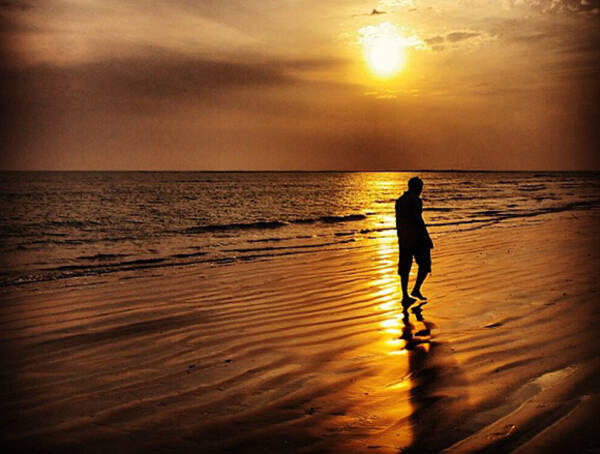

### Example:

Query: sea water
xmin=1 ymin=171 xmax=598 ymax=288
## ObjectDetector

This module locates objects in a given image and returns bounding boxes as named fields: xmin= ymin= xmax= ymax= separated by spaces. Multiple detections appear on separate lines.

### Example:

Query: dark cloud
xmin=545 ymin=49 xmax=600 ymax=81
xmin=425 ymin=35 xmax=445 ymax=45
xmin=446 ymin=31 xmax=481 ymax=42
xmin=0 ymin=0 xmax=32 ymax=10
xmin=0 ymin=52 xmax=346 ymax=103
xmin=490 ymin=14 xmax=599 ymax=50
xmin=509 ymin=32 xmax=551 ymax=43
xmin=489 ymin=12 xmax=600 ymax=82
xmin=529 ymin=0 xmax=600 ymax=13
xmin=0 ymin=51 xmax=348 ymax=169
xmin=352 ymin=8 xmax=387 ymax=17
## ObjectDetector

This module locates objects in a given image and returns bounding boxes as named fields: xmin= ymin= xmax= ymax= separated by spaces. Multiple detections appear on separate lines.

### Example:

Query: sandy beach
xmin=1 ymin=209 xmax=599 ymax=453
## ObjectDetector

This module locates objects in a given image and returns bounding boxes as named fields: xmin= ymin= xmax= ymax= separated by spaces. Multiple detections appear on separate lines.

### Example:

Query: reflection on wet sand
xmin=371 ymin=195 xmax=471 ymax=452
xmin=401 ymin=303 xmax=470 ymax=453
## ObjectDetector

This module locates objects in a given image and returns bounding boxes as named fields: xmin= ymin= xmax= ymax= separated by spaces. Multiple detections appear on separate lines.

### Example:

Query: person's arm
xmin=417 ymin=199 xmax=434 ymax=249
xmin=416 ymin=199 xmax=425 ymax=227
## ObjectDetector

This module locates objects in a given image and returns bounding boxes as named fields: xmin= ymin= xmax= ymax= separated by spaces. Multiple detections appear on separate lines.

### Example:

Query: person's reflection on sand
xmin=401 ymin=304 xmax=470 ymax=453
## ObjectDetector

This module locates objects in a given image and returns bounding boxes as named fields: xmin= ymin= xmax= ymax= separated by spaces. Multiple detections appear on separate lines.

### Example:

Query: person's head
xmin=408 ymin=176 xmax=423 ymax=195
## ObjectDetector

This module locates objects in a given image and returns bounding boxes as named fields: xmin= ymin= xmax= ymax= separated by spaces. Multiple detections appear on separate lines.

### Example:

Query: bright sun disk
xmin=366 ymin=35 xmax=406 ymax=78
xmin=359 ymin=22 xmax=420 ymax=79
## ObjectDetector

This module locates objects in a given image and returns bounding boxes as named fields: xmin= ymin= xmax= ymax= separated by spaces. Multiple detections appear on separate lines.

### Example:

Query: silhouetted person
xmin=395 ymin=177 xmax=433 ymax=307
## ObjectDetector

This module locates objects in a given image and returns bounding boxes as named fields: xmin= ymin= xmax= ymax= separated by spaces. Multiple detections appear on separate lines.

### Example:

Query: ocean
xmin=1 ymin=171 xmax=599 ymax=288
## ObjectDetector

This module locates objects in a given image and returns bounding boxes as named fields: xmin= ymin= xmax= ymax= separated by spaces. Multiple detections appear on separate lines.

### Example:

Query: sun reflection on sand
xmin=372 ymin=227 xmax=412 ymax=359
xmin=323 ymin=179 xmax=447 ymax=450
xmin=331 ymin=224 xmax=416 ymax=449
xmin=359 ymin=211 xmax=450 ymax=450
xmin=248 ymin=174 xmax=464 ymax=453
xmin=380 ymin=317 xmax=400 ymax=328
xmin=365 ymin=198 xmax=468 ymax=452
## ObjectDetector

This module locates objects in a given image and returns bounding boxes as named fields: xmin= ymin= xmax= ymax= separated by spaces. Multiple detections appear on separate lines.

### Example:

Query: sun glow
xmin=358 ymin=22 xmax=422 ymax=79
xmin=366 ymin=35 xmax=406 ymax=77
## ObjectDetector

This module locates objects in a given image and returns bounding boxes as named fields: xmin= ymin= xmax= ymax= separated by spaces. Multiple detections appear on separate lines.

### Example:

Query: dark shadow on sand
xmin=400 ymin=302 xmax=471 ymax=453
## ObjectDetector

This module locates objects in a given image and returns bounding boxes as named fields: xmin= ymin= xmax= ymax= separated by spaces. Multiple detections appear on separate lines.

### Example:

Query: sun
xmin=365 ymin=34 xmax=406 ymax=78
xmin=358 ymin=22 xmax=419 ymax=79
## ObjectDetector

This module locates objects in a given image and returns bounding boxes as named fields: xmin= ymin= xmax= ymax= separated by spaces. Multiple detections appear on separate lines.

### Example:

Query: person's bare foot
xmin=402 ymin=295 xmax=417 ymax=308
xmin=411 ymin=290 xmax=428 ymax=301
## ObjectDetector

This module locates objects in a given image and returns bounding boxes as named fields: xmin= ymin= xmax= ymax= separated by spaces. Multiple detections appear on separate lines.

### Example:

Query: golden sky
xmin=1 ymin=0 xmax=599 ymax=170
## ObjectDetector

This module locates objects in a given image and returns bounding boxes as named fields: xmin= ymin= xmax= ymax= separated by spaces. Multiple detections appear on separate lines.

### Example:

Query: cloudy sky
xmin=1 ymin=0 xmax=598 ymax=170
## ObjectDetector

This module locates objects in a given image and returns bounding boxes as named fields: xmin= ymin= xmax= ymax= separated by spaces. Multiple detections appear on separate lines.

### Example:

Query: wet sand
xmin=1 ymin=211 xmax=599 ymax=453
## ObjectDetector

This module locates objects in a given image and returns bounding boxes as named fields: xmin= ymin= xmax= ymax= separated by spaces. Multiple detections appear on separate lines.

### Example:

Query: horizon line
xmin=1 ymin=169 xmax=599 ymax=173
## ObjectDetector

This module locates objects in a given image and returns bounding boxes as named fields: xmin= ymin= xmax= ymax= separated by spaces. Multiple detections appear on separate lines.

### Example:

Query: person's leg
xmin=411 ymin=268 xmax=428 ymax=300
xmin=399 ymin=248 xmax=416 ymax=306
xmin=400 ymin=267 xmax=413 ymax=300
xmin=411 ymin=248 xmax=431 ymax=300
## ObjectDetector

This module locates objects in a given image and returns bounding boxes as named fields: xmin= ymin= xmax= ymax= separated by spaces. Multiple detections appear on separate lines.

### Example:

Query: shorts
xmin=398 ymin=246 xmax=431 ymax=275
